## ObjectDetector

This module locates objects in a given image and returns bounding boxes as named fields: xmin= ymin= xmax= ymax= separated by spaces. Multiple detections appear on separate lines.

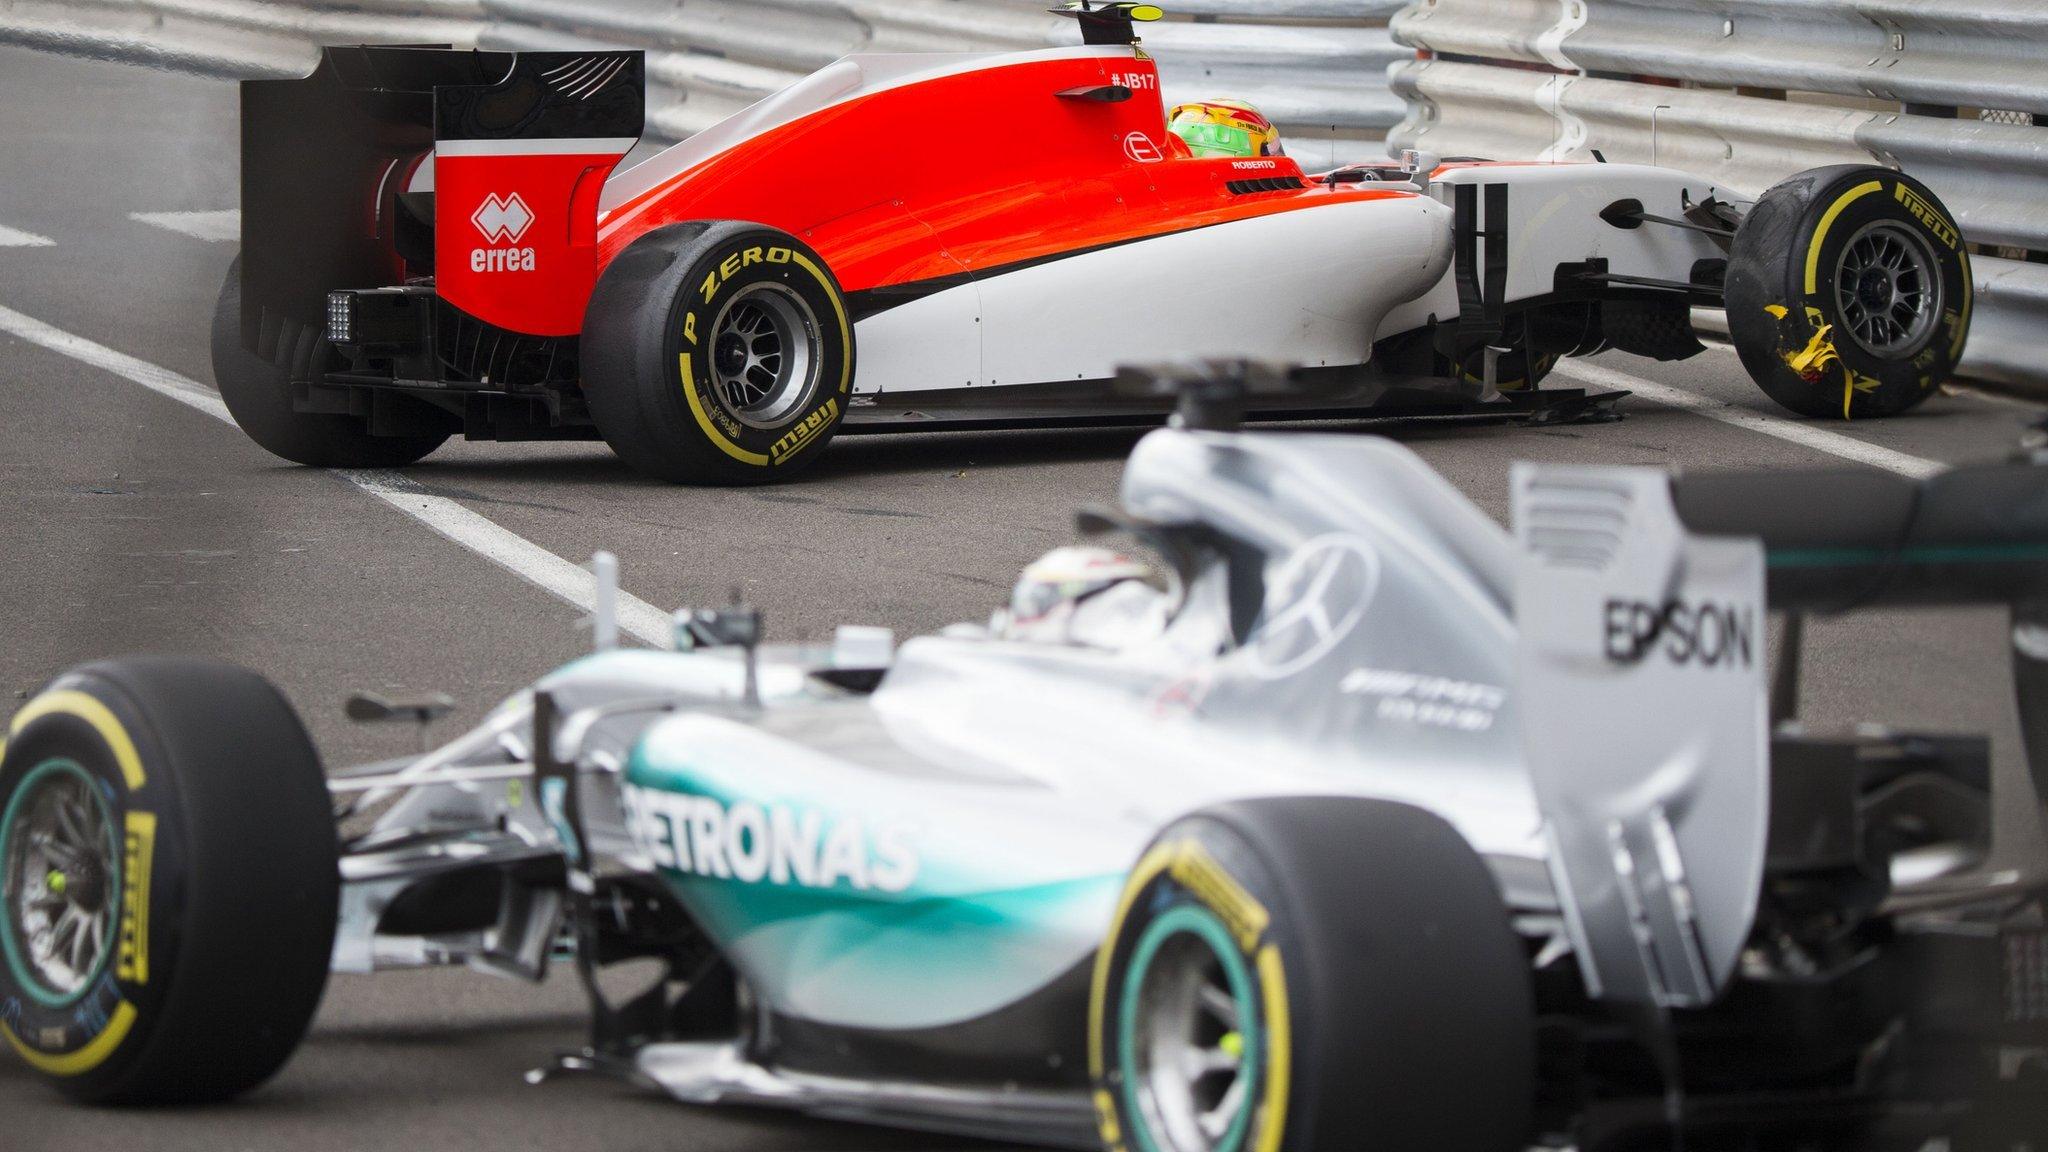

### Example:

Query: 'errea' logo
xmin=1123 ymin=131 xmax=1163 ymax=164
xmin=471 ymin=192 xmax=534 ymax=243
xmin=470 ymin=192 xmax=536 ymax=273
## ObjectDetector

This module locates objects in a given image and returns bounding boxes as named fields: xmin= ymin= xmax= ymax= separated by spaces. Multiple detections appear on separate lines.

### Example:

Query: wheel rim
xmin=1833 ymin=219 xmax=1943 ymax=359
xmin=1121 ymin=905 xmax=1261 ymax=1152
xmin=707 ymin=282 xmax=821 ymax=429
xmin=0 ymin=760 xmax=121 ymax=1007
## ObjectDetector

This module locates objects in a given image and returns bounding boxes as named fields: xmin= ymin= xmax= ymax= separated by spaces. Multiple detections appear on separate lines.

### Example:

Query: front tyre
xmin=582 ymin=222 xmax=854 ymax=485
xmin=1726 ymin=165 xmax=1971 ymax=419
xmin=1 ymin=657 xmax=338 ymax=1103
xmin=1089 ymin=797 xmax=1535 ymax=1152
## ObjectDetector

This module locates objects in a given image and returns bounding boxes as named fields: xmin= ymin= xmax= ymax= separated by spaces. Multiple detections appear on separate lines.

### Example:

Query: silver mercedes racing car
xmin=5 ymin=367 xmax=2044 ymax=1149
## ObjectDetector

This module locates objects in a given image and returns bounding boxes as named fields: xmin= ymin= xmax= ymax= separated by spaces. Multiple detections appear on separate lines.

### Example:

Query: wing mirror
xmin=344 ymin=691 xmax=456 ymax=724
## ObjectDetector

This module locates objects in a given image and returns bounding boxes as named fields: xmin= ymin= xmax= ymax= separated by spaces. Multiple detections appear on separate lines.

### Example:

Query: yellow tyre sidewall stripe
xmin=3 ymin=1001 xmax=137 ymax=1076
xmin=790 ymin=251 xmax=852 ymax=397
xmin=1952 ymin=247 xmax=1974 ymax=363
xmin=9 ymin=690 xmax=145 ymax=792
xmin=1089 ymin=836 xmax=1294 ymax=1152
xmin=680 ymin=352 xmax=771 ymax=467
xmin=678 ymin=246 xmax=850 ymax=470
xmin=1254 ymin=943 xmax=1291 ymax=1152
xmin=1801 ymin=180 xmax=1884 ymax=296
xmin=4 ymin=688 xmax=150 ymax=1076
xmin=1089 ymin=843 xmax=1176 ymax=1079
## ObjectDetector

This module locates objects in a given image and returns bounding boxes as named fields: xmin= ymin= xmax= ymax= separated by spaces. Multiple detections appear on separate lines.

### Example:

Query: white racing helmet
xmin=993 ymin=546 xmax=1169 ymax=650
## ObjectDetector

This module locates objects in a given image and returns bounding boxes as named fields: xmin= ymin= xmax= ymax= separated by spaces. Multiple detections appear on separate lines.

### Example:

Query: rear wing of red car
xmin=237 ymin=46 xmax=643 ymax=353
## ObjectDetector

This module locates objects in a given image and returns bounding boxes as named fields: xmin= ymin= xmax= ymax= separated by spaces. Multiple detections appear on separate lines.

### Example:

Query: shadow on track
xmin=354 ymin=412 xmax=1645 ymax=491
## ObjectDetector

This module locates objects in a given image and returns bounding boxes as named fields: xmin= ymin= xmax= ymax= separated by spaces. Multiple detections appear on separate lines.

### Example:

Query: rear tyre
xmin=1726 ymin=165 xmax=1971 ymax=419
xmin=211 ymin=259 xmax=449 ymax=468
xmin=582 ymin=221 xmax=854 ymax=485
xmin=0 ymin=657 xmax=338 ymax=1103
xmin=1088 ymin=797 xmax=1535 ymax=1152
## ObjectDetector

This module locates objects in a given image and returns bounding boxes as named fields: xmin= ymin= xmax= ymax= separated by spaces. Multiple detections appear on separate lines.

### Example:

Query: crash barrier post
xmin=1388 ymin=0 xmax=2048 ymax=391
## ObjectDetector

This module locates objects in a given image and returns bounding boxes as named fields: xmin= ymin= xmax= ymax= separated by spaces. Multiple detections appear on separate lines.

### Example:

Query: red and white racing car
xmin=215 ymin=2 xmax=1973 ymax=483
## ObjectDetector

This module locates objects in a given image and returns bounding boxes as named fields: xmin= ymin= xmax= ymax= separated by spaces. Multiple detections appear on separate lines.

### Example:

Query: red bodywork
xmin=437 ymin=49 xmax=1404 ymax=338
xmin=434 ymin=145 xmax=631 ymax=336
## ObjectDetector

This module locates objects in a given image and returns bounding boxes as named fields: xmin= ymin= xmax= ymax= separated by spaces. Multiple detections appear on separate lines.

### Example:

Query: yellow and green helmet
xmin=1167 ymin=99 xmax=1284 ymax=158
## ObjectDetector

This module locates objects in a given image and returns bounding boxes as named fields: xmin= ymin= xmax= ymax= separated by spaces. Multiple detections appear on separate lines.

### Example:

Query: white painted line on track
xmin=129 ymin=209 xmax=239 ymax=243
xmin=342 ymin=470 xmax=675 ymax=648
xmin=0 ymin=302 xmax=230 ymax=421
xmin=0 ymin=223 xmax=55 ymax=247
xmin=1555 ymin=359 xmax=1944 ymax=480
xmin=0 ymin=301 xmax=673 ymax=647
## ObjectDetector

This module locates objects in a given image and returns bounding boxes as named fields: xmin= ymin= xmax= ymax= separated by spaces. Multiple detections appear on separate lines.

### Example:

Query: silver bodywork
xmin=327 ymin=425 xmax=2013 ymax=1140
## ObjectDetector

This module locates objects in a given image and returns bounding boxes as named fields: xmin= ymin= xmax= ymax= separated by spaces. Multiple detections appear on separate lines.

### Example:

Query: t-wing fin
xmin=1513 ymin=462 xmax=1770 ymax=1009
xmin=1051 ymin=2 xmax=1164 ymax=46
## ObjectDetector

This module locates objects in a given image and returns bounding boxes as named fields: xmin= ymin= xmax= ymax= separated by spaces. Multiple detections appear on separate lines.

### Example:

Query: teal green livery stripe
xmin=670 ymin=869 xmax=1123 ymax=934
xmin=1768 ymin=542 xmax=2048 ymax=569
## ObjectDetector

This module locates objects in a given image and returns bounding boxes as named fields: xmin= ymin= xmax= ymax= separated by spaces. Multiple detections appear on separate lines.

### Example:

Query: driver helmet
xmin=1167 ymin=100 xmax=1284 ymax=159
xmin=994 ymin=546 xmax=1168 ymax=649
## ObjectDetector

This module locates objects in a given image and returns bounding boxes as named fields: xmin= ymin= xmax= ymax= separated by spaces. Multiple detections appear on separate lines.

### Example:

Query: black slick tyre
xmin=211 ymin=258 xmax=449 ymax=468
xmin=1726 ymin=165 xmax=1971 ymax=419
xmin=0 ymin=657 xmax=338 ymax=1103
xmin=1088 ymin=797 xmax=1535 ymax=1152
xmin=581 ymin=221 xmax=854 ymax=485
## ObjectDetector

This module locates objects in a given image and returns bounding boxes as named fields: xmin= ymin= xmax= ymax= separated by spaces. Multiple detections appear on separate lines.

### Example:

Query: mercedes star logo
xmin=1244 ymin=535 xmax=1381 ymax=679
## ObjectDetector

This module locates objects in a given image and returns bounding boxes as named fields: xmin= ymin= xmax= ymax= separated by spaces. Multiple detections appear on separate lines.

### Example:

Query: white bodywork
xmin=1434 ymin=164 xmax=1728 ymax=302
xmin=861 ymin=193 xmax=1456 ymax=394
xmin=854 ymin=163 xmax=1730 ymax=397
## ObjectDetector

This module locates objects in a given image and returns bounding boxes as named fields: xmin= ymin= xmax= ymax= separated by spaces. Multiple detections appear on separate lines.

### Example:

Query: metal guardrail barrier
xmin=0 ymin=0 xmax=480 ymax=78
xmin=1389 ymin=0 xmax=2048 ymax=389
xmin=487 ymin=0 xmax=1409 ymax=165
xmin=0 ymin=0 xmax=1404 ymax=167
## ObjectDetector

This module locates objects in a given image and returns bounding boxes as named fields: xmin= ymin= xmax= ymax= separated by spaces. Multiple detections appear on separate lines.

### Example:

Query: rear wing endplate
xmin=1516 ymin=451 xmax=2048 ymax=1008
xmin=239 ymin=46 xmax=642 ymax=348
xmin=1513 ymin=462 xmax=1769 ymax=1009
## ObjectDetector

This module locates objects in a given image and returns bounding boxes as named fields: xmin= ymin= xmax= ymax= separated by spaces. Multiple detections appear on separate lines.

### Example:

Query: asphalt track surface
xmin=3 ymin=45 xmax=2045 ymax=1152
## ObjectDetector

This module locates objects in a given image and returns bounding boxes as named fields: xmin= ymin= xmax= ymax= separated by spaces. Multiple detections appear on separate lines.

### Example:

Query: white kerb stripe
xmin=0 ymin=301 xmax=672 ymax=647
xmin=1555 ymin=359 xmax=1944 ymax=480
xmin=130 ymin=210 xmax=240 ymax=243
xmin=0 ymin=224 xmax=54 ymax=247
xmin=435 ymin=137 xmax=638 ymax=158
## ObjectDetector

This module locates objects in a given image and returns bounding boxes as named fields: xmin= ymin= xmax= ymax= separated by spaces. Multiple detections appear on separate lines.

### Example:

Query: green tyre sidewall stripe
xmin=0 ymin=759 xmax=121 ymax=1010
xmin=1118 ymin=902 xmax=1262 ymax=1152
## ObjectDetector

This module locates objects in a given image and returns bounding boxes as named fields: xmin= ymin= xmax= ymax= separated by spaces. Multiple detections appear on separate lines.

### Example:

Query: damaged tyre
xmin=1726 ymin=165 xmax=1971 ymax=419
